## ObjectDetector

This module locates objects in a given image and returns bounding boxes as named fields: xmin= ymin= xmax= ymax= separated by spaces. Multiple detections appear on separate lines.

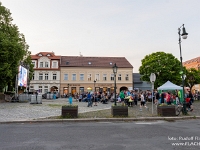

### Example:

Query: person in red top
xmin=166 ymin=92 xmax=171 ymax=105
xmin=186 ymin=91 xmax=194 ymax=111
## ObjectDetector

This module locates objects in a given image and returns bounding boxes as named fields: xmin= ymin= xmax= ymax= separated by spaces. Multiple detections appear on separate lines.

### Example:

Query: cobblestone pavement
xmin=0 ymin=98 xmax=199 ymax=122
xmin=0 ymin=98 xmax=113 ymax=121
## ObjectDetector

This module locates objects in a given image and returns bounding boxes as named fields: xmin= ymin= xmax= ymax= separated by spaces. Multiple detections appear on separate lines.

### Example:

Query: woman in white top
xmin=140 ymin=92 xmax=149 ymax=111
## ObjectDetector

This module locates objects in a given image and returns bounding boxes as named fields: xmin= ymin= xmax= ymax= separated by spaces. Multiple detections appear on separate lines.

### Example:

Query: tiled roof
xmin=60 ymin=56 xmax=133 ymax=68
xmin=183 ymin=56 xmax=200 ymax=65
xmin=31 ymin=52 xmax=61 ymax=60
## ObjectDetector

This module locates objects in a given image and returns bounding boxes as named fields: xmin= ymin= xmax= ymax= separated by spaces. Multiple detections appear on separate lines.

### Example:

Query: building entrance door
xmin=71 ymin=87 xmax=76 ymax=96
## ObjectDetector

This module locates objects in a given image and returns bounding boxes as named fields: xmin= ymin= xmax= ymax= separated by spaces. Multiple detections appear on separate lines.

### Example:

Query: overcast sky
xmin=1 ymin=0 xmax=200 ymax=72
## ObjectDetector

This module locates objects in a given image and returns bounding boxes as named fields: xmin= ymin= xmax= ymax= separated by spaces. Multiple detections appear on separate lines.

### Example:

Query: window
xmin=80 ymin=74 xmax=84 ymax=81
xmin=39 ymin=73 xmax=43 ymax=80
xmin=103 ymin=74 xmax=107 ymax=81
xmin=79 ymin=87 xmax=84 ymax=94
xmin=45 ymin=62 xmax=49 ymax=67
xmin=44 ymin=86 xmax=48 ymax=93
xmin=125 ymin=74 xmax=129 ymax=81
xmin=30 ymin=86 xmax=34 ymax=92
xmin=45 ymin=73 xmax=48 ymax=80
xmin=64 ymin=74 xmax=68 ymax=80
xmin=38 ymin=86 xmax=42 ymax=93
xmin=95 ymin=74 xmax=100 ymax=81
xmin=40 ymin=62 xmax=43 ymax=68
xmin=88 ymin=74 xmax=91 ymax=81
xmin=32 ymin=62 xmax=35 ymax=68
xmin=118 ymin=74 xmax=121 ymax=81
xmin=32 ymin=73 xmax=35 ymax=80
xmin=53 ymin=74 xmax=57 ymax=80
xmin=52 ymin=62 xmax=57 ymax=68
xmin=111 ymin=74 xmax=114 ymax=81
xmin=72 ymin=74 xmax=76 ymax=81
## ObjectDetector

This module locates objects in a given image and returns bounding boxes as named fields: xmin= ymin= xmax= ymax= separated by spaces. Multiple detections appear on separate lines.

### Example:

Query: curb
xmin=1 ymin=116 xmax=200 ymax=124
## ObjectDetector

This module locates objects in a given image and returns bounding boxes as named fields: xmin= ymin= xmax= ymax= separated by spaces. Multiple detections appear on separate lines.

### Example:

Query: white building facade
xmin=30 ymin=52 xmax=61 ymax=94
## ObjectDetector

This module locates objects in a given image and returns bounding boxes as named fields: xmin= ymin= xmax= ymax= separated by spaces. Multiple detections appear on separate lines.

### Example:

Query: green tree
xmin=139 ymin=52 xmax=183 ymax=89
xmin=185 ymin=68 xmax=200 ymax=91
xmin=0 ymin=2 xmax=32 ymax=92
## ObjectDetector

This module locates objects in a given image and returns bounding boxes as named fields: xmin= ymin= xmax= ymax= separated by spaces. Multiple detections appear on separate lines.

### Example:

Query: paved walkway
xmin=0 ymin=98 xmax=200 ymax=122
xmin=0 ymin=98 xmax=113 ymax=122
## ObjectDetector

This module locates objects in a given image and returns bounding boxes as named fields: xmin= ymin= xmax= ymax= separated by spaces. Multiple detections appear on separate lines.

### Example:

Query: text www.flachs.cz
xmin=172 ymin=142 xmax=200 ymax=146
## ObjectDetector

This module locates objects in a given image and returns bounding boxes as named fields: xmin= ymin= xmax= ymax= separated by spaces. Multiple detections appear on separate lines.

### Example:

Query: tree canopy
xmin=139 ymin=51 xmax=183 ymax=89
xmin=185 ymin=68 xmax=200 ymax=91
xmin=0 ymin=2 xmax=32 ymax=92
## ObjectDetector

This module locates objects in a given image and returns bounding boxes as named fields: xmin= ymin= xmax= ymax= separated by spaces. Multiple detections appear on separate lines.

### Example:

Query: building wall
xmin=60 ymin=67 xmax=133 ymax=95
xmin=30 ymin=53 xmax=61 ymax=94
xmin=183 ymin=57 xmax=200 ymax=92
xmin=30 ymin=70 xmax=60 ymax=93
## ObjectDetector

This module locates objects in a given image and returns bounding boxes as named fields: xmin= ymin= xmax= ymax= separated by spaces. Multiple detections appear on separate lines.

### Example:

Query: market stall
xmin=157 ymin=81 xmax=183 ymax=102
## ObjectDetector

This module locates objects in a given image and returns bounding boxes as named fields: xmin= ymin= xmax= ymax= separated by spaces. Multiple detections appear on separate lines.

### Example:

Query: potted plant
xmin=111 ymin=104 xmax=128 ymax=117
xmin=61 ymin=105 xmax=78 ymax=118
xmin=157 ymin=103 xmax=176 ymax=116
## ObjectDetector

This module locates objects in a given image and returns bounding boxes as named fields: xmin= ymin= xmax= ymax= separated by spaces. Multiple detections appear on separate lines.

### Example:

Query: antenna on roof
xmin=79 ymin=52 xmax=83 ymax=57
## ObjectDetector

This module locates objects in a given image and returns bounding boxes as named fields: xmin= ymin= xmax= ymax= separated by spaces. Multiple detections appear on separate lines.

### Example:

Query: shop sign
xmin=69 ymin=84 xmax=80 ymax=86
xmin=98 ymin=84 xmax=112 ymax=86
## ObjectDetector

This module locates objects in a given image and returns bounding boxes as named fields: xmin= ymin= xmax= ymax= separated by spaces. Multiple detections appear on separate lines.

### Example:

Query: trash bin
xmin=47 ymin=93 xmax=53 ymax=99
xmin=30 ymin=95 xmax=37 ymax=104
xmin=53 ymin=94 xmax=56 ymax=100
xmin=37 ymin=94 xmax=42 ymax=104
xmin=19 ymin=94 xmax=29 ymax=102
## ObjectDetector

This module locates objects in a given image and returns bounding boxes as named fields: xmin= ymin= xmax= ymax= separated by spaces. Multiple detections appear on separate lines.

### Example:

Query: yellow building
xmin=60 ymin=56 xmax=133 ymax=95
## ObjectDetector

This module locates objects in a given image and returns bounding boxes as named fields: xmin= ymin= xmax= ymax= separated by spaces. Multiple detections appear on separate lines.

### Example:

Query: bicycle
xmin=176 ymin=102 xmax=193 ymax=116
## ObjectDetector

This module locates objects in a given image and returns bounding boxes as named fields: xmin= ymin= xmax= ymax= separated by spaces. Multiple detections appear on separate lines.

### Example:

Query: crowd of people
xmin=71 ymin=88 xmax=196 ymax=111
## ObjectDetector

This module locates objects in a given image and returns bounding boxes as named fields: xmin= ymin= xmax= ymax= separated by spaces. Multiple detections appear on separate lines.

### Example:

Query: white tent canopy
xmin=157 ymin=81 xmax=182 ymax=90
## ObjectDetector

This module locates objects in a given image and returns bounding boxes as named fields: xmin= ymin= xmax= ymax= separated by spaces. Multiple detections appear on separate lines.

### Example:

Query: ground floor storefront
xmin=29 ymin=83 xmax=60 ymax=94
xmin=60 ymin=83 xmax=133 ymax=95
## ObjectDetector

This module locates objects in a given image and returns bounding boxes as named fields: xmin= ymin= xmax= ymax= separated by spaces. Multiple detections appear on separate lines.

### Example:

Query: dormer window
xmin=47 ymin=54 xmax=51 ymax=56
xmin=38 ymin=54 xmax=42 ymax=56
xmin=45 ymin=62 xmax=49 ymax=67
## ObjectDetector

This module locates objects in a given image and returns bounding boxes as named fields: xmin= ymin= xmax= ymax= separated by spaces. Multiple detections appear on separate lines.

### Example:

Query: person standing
xmin=140 ymin=92 xmax=149 ymax=111
xmin=87 ymin=92 xmax=92 ymax=107
xmin=155 ymin=90 xmax=160 ymax=106
xmin=166 ymin=92 xmax=171 ymax=105
xmin=93 ymin=92 xmax=98 ymax=106
xmin=134 ymin=92 xmax=138 ymax=106
xmin=119 ymin=90 xmax=125 ymax=106
xmin=161 ymin=92 xmax=165 ymax=104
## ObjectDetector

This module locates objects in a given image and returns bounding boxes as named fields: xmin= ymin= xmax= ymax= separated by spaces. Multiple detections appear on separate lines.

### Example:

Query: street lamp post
xmin=68 ymin=84 xmax=70 ymax=97
xmin=150 ymin=73 xmax=156 ymax=114
xmin=113 ymin=63 xmax=118 ymax=106
xmin=178 ymin=24 xmax=188 ymax=115
xmin=94 ymin=79 xmax=97 ymax=92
